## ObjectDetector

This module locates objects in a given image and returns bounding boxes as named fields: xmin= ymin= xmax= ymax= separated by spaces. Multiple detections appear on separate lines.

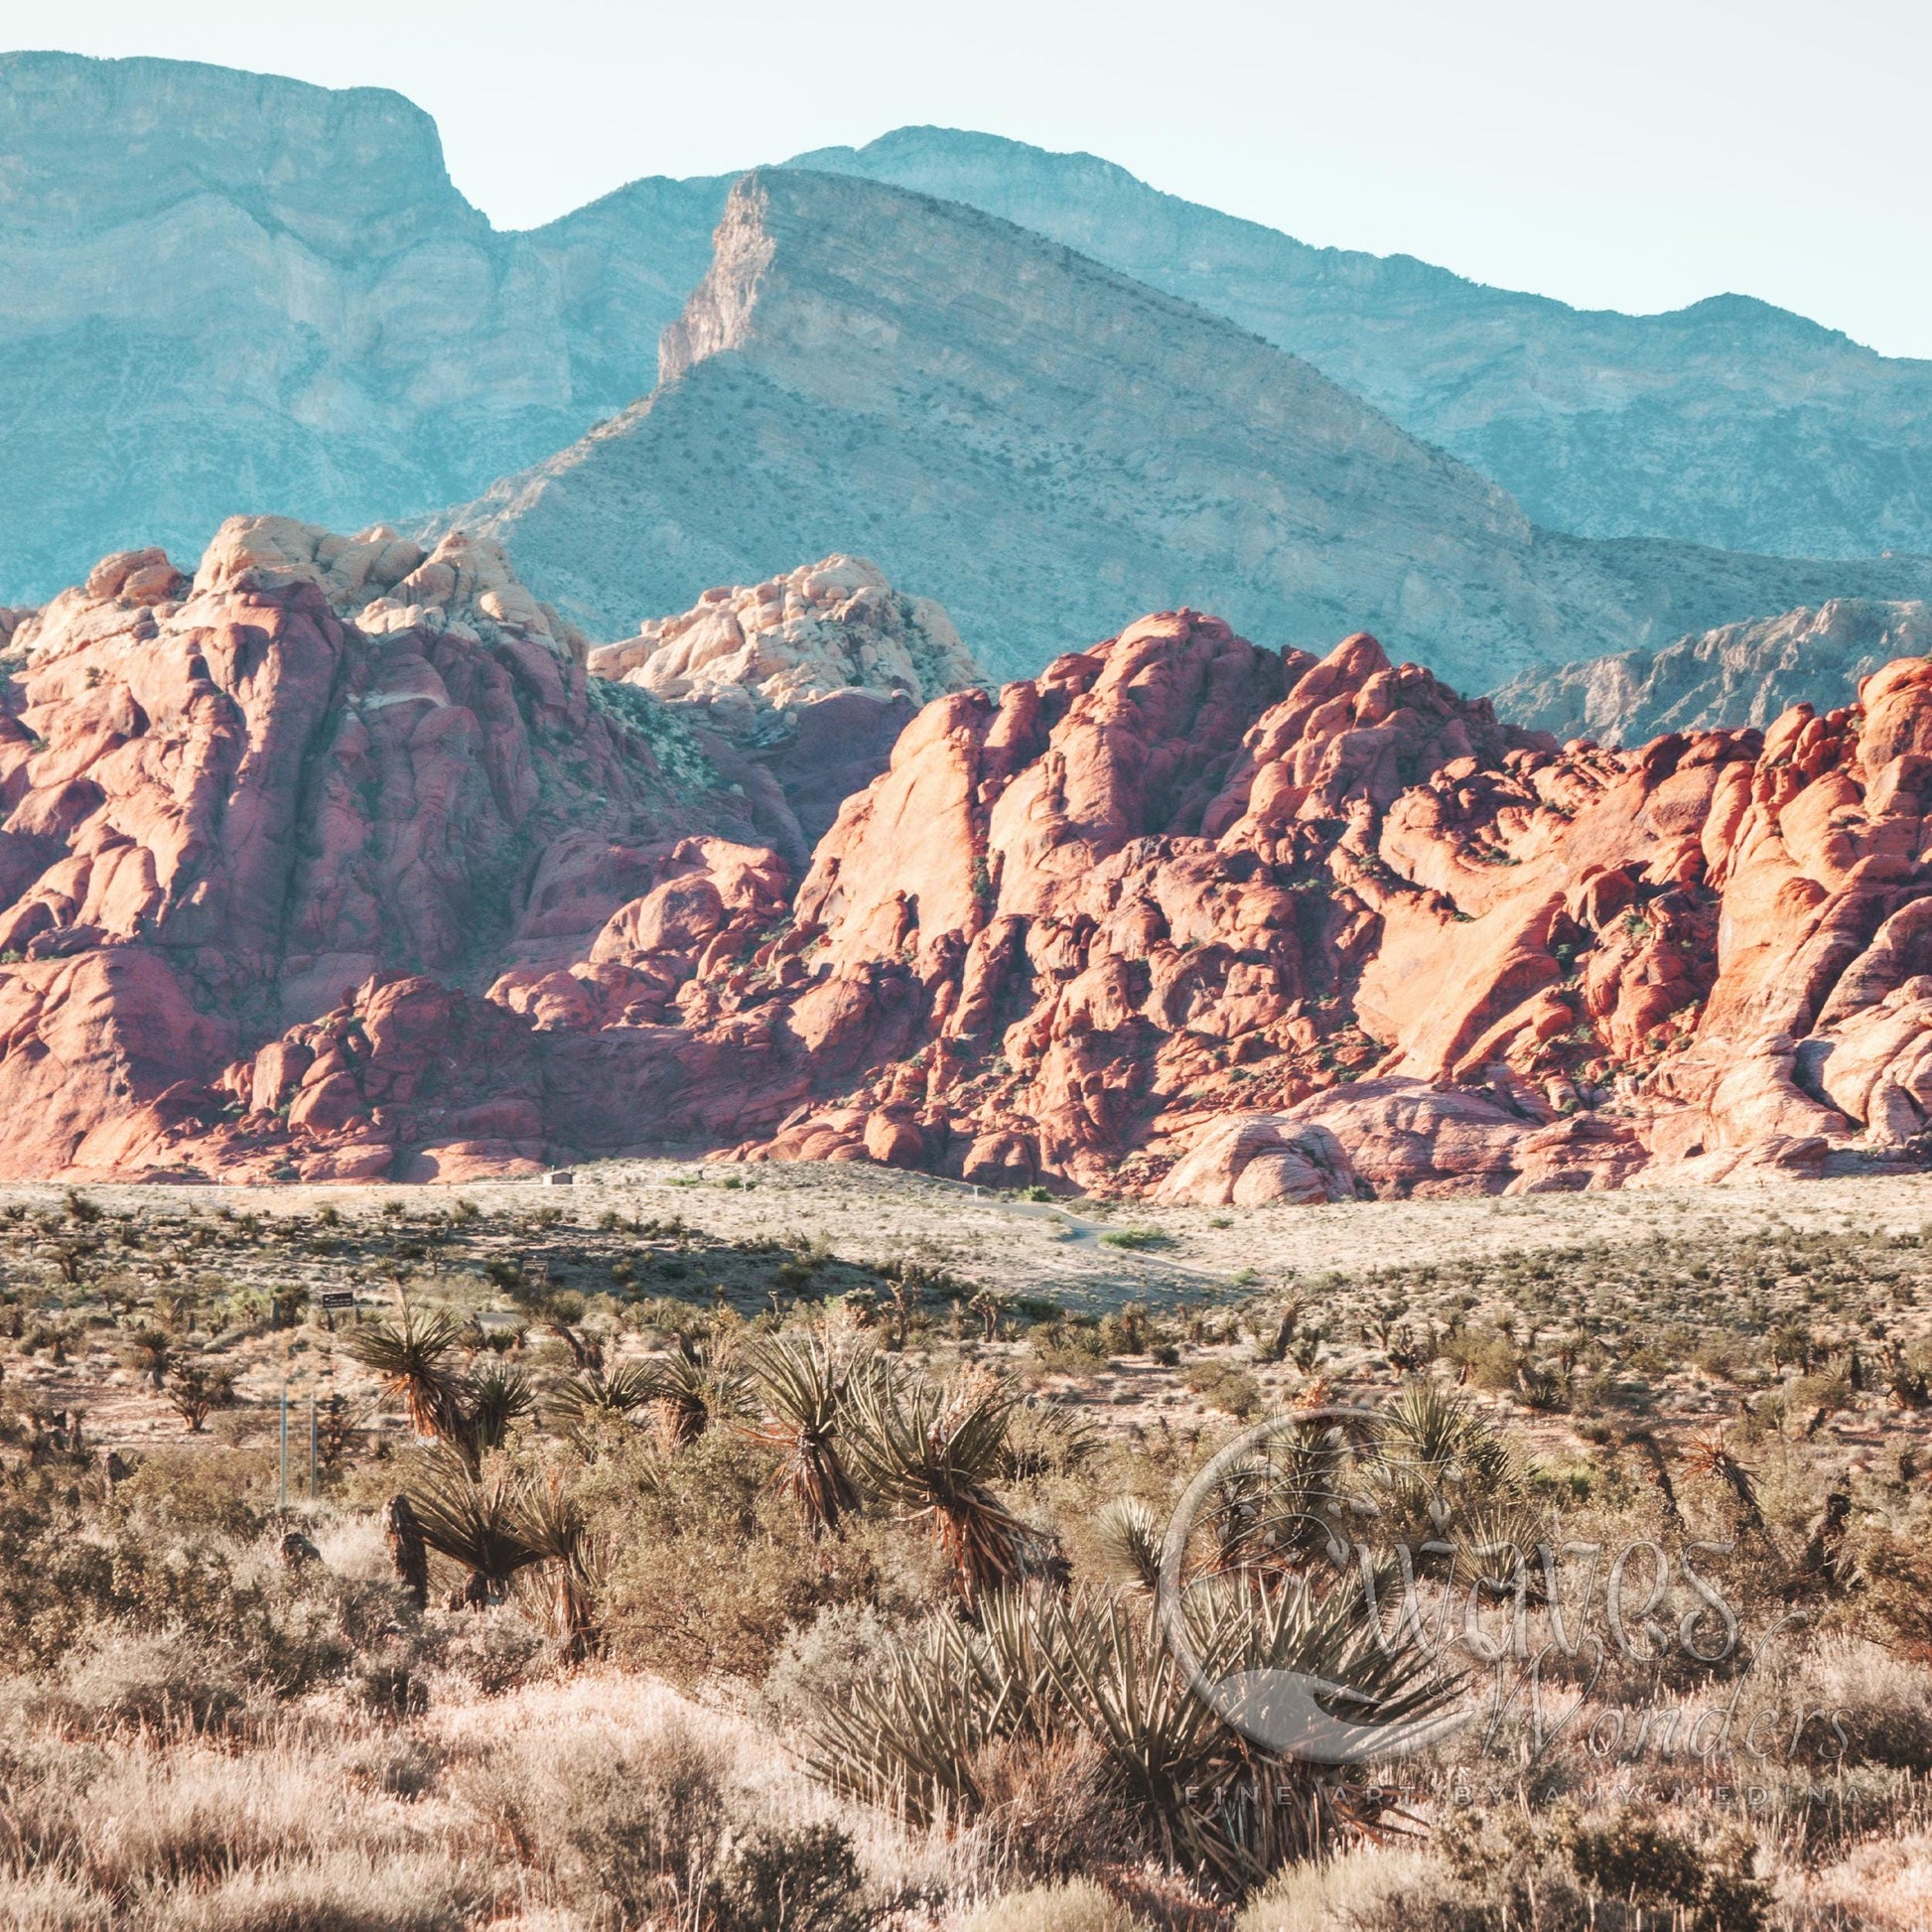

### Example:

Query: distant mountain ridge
xmin=793 ymin=128 xmax=1932 ymax=562
xmin=440 ymin=171 xmax=1932 ymax=688
xmin=0 ymin=50 xmax=730 ymax=602
xmin=1488 ymin=600 xmax=1932 ymax=745
xmin=6 ymin=50 xmax=1932 ymax=658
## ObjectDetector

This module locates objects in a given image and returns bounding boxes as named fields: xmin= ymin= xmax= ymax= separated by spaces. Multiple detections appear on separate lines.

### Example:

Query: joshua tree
xmin=649 ymin=1335 xmax=742 ymax=1450
xmin=165 ymin=1360 xmax=234 ymax=1434
xmin=461 ymin=1363 xmax=535 ymax=1461
xmin=124 ymin=1326 xmax=172 ymax=1392
xmin=383 ymin=1493 xmax=431 ymax=1608
xmin=1684 ymin=1426 xmax=1766 ymax=1537
xmin=403 ymin=1456 xmax=541 ymax=1609
xmin=544 ymin=1361 xmax=662 ymax=1451
xmin=514 ymin=1473 xmax=601 ymax=1660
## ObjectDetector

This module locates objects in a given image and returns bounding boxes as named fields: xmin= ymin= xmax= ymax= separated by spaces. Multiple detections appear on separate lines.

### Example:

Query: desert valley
xmin=1 ymin=35 xmax=1931 ymax=1932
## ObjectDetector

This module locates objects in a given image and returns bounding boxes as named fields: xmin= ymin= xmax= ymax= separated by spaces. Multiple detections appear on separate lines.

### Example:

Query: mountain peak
xmin=0 ymin=50 xmax=479 ymax=256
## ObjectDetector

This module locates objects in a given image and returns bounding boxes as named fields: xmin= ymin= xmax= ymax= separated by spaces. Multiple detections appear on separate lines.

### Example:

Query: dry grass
xmin=5 ymin=1164 xmax=1932 ymax=1926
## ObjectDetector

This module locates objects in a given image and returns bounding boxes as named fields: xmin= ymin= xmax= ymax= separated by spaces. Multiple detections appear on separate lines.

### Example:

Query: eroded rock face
xmin=15 ymin=569 xmax=1932 ymax=1199
xmin=0 ymin=518 xmax=796 ymax=1179
xmin=663 ymin=616 xmax=1932 ymax=1200
xmin=588 ymin=555 xmax=980 ymax=728
xmin=587 ymin=557 xmax=985 ymax=859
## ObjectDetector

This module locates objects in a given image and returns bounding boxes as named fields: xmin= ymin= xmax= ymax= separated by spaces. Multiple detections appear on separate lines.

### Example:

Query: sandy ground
xmin=12 ymin=1158 xmax=1932 ymax=1462
xmin=12 ymin=1158 xmax=1932 ymax=1303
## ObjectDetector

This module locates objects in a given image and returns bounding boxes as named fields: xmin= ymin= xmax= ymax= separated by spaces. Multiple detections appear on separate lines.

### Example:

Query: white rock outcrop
xmin=587 ymin=557 xmax=981 ymax=735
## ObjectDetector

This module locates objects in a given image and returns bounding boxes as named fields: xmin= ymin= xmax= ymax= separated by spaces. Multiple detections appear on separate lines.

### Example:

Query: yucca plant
xmin=546 ymin=1360 xmax=660 ymax=1427
xmin=461 ymin=1362 xmax=535 ymax=1460
xmin=804 ymin=1580 xmax=1454 ymax=1899
xmin=998 ymin=1400 xmax=1098 ymax=1480
xmin=347 ymin=1304 xmax=469 ymax=1441
xmin=1093 ymin=1496 xmax=1165 ymax=1594
xmin=513 ymin=1473 xmax=602 ymax=1660
xmin=123 ymin=1325 xmax=171 ymax=1392
xmin=743 ymin=1331 xmax=866 ymax=1534
xmin=1446 ymin=1496 xmax=1559 ymax=1609
xmin=845 ymin=1367 xmax=1034 ymax=1600
xmin=1683 ymin=1426 xmax=1766 ymax=1536
xmin=649 ymin=1336 xmax=743 ymax=1449
xmin=544 ymin=1360 xmax=662 ymax=1452
xmin=1366 ymin=1379 xmax=1520 ymax=1546
xmin=804 ymin=1610 xmax=1018 ymax=1823
xmin=402 ymin=1454 xmax=541 ymax=1608
xmin=1144 ymin=1574 xmax=1456 ymax=1891
xmin=165 ymin=1359 xmax=234 ymax=1434
xmin=1203 ymin=1429 xmax=1349 ymax=1578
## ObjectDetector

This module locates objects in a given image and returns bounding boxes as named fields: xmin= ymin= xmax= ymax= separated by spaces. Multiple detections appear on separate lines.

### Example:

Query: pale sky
xmin=7 ymin=0 xmax=1930 ymax=358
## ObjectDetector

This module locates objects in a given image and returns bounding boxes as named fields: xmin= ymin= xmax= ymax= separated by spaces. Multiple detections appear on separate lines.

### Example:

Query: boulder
xmin=1155 ymin=1116 xmax=1359 ymax=1207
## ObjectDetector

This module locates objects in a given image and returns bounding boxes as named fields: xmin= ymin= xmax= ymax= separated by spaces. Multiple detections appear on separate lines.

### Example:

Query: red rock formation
xmin=678 ymin=612 xmax=1932 ymax=1198
xmin=0 ymin=520 xmax=803 ymax=1179
xmin=9 ymin=540 xmax=1932 ymax=1199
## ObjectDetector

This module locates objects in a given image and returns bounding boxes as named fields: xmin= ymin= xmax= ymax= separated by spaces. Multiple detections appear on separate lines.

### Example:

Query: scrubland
xmin=4 ymin=1161 xmax=1932 ymax=1929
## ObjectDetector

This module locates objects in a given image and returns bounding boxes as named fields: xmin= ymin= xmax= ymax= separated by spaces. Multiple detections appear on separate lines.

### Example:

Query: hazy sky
xmin=7 ymin=0 xmax=1930 ymax=358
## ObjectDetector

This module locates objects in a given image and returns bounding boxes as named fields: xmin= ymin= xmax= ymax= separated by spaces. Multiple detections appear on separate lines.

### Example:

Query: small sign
xmin=318 ymin=1291 xmax=356 ymax=1311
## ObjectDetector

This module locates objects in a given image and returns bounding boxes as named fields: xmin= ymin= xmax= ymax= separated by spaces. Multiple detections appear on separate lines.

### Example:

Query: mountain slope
xmin=1489 ymin=599 xmax=1932 ymax=744
xmin=0 ymin=52 xmax=730 ymax=603
xmin=790 ymin=127 xmax=1932 ymax=561
xmin=445 ymin=170 xmax=1932 ymax=687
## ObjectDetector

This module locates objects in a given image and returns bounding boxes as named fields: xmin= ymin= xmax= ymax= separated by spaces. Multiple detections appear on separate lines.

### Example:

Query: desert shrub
xmin=39 ymin=1633 xmax=254 ymax=1736
xmin=1428 ymin=1804 xmax=1770 ymax=1932
xmin=1847 ymin=1519 xmax=1932 ymax=1655
xmin=1236 ymin=1844 xmax=1434 ymax=1932
xmin=1031 ymin=1319 xmax=1108 ymax=1373
xmin=1097 ymin=1228 xmax=1171 ymax=1252
xmin=759 ymin=1601 xmax=911 ymax=1728
xmin=468 ymin=1712 xmax=732 ymax=1922
xmin=117 ymin=1448 xmax=275 ymax=1538
xmin=123 ymin=1849 xmax=490 ymax=1931
xmin=0 ymin=1471 xmax=127 ymax=1668
xmin=709 ymin=1823 xmax=875 ymax=1932
xmin=420 ymin=1606 xmax=546 ymax=1698
xmin=587 ymin=1429 xmax=920 ymax=1683
xmin=958 ymin=1879 xmax=1137 ymax=1932
xmin=967 ymin=1730 xmax=1119 ymax=1881
xmin=1182 ymin=1362 xmax=1261 ymax=1419
xmin=352 ymin=1656 xmax=429 ymax=1724
xmin=1775 ymin=1638 xmax=1932 ymax=1771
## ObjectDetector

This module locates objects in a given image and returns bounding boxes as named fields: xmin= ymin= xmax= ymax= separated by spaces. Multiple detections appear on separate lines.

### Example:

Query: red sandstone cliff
xmin=5 ymin=532 xmax=1932 ymax=1200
